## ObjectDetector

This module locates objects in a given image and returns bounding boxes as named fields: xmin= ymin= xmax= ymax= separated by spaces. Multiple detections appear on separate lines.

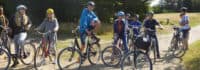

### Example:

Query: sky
xmin=150 ymin=0 xmax=161 ymax=7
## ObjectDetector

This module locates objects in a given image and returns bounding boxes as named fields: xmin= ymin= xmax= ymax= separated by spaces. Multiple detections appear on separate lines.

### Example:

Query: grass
xmin=55 ymin=12 xmax=200 ymax=49
xmin=154 ymin=13 xmax=200 ymax=34
xmin=182 ymin=40 xmax=200 ymax=70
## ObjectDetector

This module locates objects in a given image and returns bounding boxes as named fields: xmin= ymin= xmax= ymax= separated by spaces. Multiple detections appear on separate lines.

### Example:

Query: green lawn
xmin=155 ymin=13 xmax=200 ymax=34
xmin=56 ymin=13 xmax=200 ymax=49
xmin=182 ymin=40 xmax=200 ymax=70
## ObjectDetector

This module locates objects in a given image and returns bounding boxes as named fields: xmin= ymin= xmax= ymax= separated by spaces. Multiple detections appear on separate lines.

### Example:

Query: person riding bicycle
xmin=35 ymin=8 xmax=59 ymax=64
xmin=128 ymin=14 xmax=142 ymax=36
xmin=0 ymin=6 xmax=9 ymax=32
xmin=79 ymin=1 xmax=101 ymax=57
xmin=0 ymin=6 xmax=10 ymax=40
xmin=9 ymin=4 xmax=32 ymax=67
xmin=179 ymin=7 xmax=190 ymax=50
xmin=143 ymin=12 xmax=163 ymax=59
xmin=113 ymin=11 xmax=128 ymax=54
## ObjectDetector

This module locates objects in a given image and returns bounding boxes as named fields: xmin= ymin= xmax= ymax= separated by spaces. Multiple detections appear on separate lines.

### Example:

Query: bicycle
xmin=0 ymin=25 xmax=11 ymax=70
xmin=144 ymin=28 xmax=159 ymax=63
xmin=101 ymin=36 xmax=126 ymax=67
xmin=0 ymin=25 xmax=11 ymax=53
xmin=121 ymin=28 xmax=153 ymax=70
xmin=33 ymin=31 xmax=57 ymax=70
xmin=57 ymin=26 xmax=101 ymax=70
xmin=0 ymin=47 xmax=10 ymax=70
xmin=169 ymin=26 xmax=186 ymax=58
xmin=0 ymin=25 xmax=35 ymax=68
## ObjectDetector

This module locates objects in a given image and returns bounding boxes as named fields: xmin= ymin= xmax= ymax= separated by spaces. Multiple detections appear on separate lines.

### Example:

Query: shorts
xmin=182 ymin=29 xmax=190 ymax=40
xmin=80 ymin=32 xmax=87 ymax=45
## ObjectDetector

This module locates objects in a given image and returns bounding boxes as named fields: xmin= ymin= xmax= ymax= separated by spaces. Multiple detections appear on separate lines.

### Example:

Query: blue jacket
xmin=128 ymin=20 xmax=142 ymax=35
xmin=113 ymin=19 xmax=126 ymax=36
xmin=79 ymin=8 xmax=98 ymax=33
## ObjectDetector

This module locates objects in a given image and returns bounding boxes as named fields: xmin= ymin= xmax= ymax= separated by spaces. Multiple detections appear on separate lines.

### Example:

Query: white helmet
xmin=16 ymin=5 xmax=27 ymax=11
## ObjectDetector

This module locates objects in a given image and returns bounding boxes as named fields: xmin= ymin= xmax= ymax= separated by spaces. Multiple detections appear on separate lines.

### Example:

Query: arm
xmin=155 ymin=20 xmax=163 ymax=29
xmin=35 ymin=19 xmax=45 ymax=31
xmin=91 ymin=12 xmax=101 ymax=31
xmin=182 ymin=16 xmax=189 ymax=25
xmin=26 ymin=17 xmax=32 ymax=30
xmin=53 ymin=18 xmax=59 ymax=32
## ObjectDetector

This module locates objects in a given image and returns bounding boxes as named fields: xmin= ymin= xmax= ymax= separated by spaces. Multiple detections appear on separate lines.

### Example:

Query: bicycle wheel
xmin=87 ymin=43 xmax=101 ymax=65
xmin=34 ymin=46 xmax=45 ymax=70
xmin=169 ymin=37 xmax=177 ymax=51
xmin=101 ymin=46 xmax=122 ymax=67
xmin=57 ymin=47 xmax=82 ymax=70
xmin=172 ymin=40 xmax=186 ymax=58
xmin=20 ymin=42 xmax=36 ymax=65
xmin=148 ymin=39 xmax=156 ymax=64
xmin=121 ymin=51 xmax=152 ymax=70
xmin=0 ymin=48 xmax=11 ymax=70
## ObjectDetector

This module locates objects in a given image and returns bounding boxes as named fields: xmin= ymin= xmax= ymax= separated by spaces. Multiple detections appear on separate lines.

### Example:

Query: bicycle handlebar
xmin=36 ymin=31 xmax=50 ymax=36
xmin=145 ymin=28 xmax=155 ymax=32
xmin=0 ymin=25 xmax=9 ymax=30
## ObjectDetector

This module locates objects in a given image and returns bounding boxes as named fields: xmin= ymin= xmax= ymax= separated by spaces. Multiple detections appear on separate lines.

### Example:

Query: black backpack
xmin=135 ymin=35 xmax=151 ymax=51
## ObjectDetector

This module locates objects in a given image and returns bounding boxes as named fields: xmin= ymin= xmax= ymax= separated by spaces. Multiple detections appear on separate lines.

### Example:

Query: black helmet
xmin=147 ymin=11 xmax=154 ymax=16
xmin=181 ymin=7 xmax=187 ymax=12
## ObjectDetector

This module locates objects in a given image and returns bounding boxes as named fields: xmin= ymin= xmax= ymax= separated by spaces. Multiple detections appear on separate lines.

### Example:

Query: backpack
xmin=135 ymin=34 xmax=151 ymax=51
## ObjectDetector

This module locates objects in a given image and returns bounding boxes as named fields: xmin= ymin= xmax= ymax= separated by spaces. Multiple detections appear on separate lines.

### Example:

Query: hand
xmin=159 ymin=27 xmax=164 ymax=30
xmin=86 ymin=30 xmax=91 ymax=36
xmin=34 ymin=28 xmax=38 ymax=31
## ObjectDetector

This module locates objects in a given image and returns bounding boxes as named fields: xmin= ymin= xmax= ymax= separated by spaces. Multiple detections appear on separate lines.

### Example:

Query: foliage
xmin=0 ymin=0 xmax=149 ymax=24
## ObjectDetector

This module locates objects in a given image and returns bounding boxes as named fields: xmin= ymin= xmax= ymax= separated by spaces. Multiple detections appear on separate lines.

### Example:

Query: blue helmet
xmin=117 ymin=11 xmax=125 ymax=16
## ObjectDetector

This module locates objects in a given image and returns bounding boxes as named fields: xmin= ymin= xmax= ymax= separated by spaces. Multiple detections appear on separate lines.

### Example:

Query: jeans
xmin=113 ymin=34 xmax=128 ymax=54
xmin=150 ymin=35 xmax=160 ymax=57
xmin=14 ymin=32 xmax=27 ymax=56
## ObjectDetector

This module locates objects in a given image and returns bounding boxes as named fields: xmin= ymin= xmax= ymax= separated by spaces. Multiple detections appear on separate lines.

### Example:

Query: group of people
xmin=0 ymin=0 xmax=190 ymax=68
xmin=0 ymin=5 xmax=59 ymax=67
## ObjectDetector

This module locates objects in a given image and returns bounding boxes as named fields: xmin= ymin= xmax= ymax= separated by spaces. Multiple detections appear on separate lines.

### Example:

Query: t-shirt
xmin=113 ymin=19 xmax=126 ymax=35
xmin=129 ymin=20 xmax=141 ymax=35
xmin=117 ymin=20 xmax=123 ymax=33
xmin=143 ymin=19 xmax=159 ymax=30
xmin=180 ymin=15 xmax=190 ymax=30
xmin=79 ymin=8 xmax=99 ymax=33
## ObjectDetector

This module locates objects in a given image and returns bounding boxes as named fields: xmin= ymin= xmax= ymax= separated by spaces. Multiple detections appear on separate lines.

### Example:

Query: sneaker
xmin=11 ymin=60 xmax=19 ymax=68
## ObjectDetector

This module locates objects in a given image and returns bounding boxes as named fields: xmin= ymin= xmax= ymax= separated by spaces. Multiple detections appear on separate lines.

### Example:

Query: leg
xmin=182 ymin=29 xmax=189 ymax=50
xmin=11 ymin=34 xmax=20 ymax=67
xmin=48 ymin=35 xmax=57 ymax=64
xmin=154 ymin=35 xmax=160 ymax=58
xmin=80 ymin=32 xmax=87 ymax=53
xmin=122 ymin=35 xmax=128 ymax=54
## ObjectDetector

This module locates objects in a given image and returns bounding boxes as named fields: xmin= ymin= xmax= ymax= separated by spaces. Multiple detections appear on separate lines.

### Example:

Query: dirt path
xmin=2 ymin=25 xmax=200 ymax=70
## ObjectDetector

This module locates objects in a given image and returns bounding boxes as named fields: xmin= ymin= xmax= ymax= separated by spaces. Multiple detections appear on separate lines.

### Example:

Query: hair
xmin=180 ymin=13 xmax=185 ymax=17
xmin=15 ymin=12 xmax=28 ymax=26
xmin=0 ymin=5 xmax=3 ymax=10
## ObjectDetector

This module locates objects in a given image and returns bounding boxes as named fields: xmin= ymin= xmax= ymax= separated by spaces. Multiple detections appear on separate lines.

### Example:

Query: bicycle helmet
xmin=46 ymin=8 xmax=54 ymax=14
xmin=87 ymin=1 xmax=95 ymax=6
xmin=126 ymin=13 xmax=131 ymax=17
xmin=147 ymin=11 xmax=154 ymax=16
xmin=16 ymin=4 xmax=27 ymax=11
xmin=181 ymin=7 xmax=187 ymax=12
xmin=117 ymin=11 xmax=125 ymax=16
xmin=133 ymin=14 xmax=139 ymax=19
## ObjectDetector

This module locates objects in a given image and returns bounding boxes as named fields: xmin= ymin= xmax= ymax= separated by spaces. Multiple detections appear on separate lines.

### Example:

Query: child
xmin=35 ymin=8 xmax=59 ymax=64
xmin=113 ymin=11 xmax=128 ymax=54
xmin=128 ymin=14 xmax=142 ymax=36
